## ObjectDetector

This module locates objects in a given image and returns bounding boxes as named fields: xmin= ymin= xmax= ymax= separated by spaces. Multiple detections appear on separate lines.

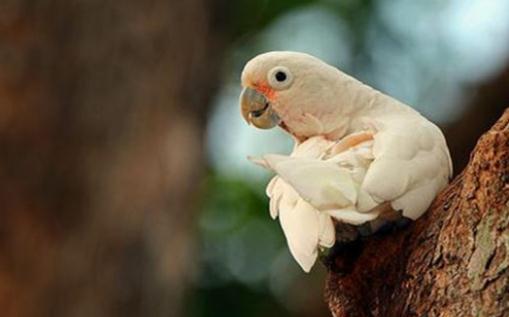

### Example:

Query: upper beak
xmin=240 ymin=87 xmax=280 ymax=129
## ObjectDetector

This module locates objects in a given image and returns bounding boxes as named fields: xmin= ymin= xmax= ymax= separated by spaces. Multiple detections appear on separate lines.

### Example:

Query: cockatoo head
xmin=240 ymin=51 xmax=352 ymax=140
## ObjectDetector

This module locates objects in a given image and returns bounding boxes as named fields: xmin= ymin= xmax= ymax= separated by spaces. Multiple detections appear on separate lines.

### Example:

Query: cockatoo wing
xmin=361 ymin=115 xmax=452 ymax=219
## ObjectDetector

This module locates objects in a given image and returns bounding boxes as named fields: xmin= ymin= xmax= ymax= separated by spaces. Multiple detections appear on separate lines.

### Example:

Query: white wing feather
xmin=327 ymin=208 xmax=379 ymax=225
xmin=361 ymin=115 xmax=452 ymax=219
xmin=276 ymin=181 xmax=334 ymax=272
xmin=261 ymin=138 xmax=381 ymax=225
xmin=263 ymin=155 xmax=357 ymax=209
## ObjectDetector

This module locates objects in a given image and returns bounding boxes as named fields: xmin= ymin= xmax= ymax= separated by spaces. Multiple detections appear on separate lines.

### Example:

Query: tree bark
xmin=325 ymin=109 xmax=509 ymax=317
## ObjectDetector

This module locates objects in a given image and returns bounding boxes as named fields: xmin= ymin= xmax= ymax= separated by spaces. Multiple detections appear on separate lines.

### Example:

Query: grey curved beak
xmin=240 ymin=87 xmax=280 ymax=129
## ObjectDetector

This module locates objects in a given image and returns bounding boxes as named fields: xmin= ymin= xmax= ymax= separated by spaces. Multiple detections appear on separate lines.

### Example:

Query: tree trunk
xmin=325 ymin=109 xmax=509 ymax=317
xmin=0 ymin=1 xmax=221 ymax=316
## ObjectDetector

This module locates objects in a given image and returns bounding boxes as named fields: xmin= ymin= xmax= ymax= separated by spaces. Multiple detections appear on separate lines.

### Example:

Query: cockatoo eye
xmin=275 ymin=71 xmax=286 ymax=81
xmin=267 ymin=66 xmax=293 ymax=90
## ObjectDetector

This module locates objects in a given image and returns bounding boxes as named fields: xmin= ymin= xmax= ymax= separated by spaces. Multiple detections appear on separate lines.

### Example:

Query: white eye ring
xmin=267 ymin=66 xmax=293 ymax=90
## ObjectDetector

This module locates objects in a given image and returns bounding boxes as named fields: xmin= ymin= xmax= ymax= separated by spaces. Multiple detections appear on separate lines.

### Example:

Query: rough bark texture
xmin=325 ymin=109 xmax=509 ymax=317
xmin=0 ymin=1 xmax=222 ymax=316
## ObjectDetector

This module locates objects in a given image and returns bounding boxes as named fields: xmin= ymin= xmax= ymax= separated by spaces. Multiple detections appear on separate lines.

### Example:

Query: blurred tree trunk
xmin=0 ymin=1 xmax=222 ymax=316
xmin=325 ymin=109 xmax=509 ymax=317
xmin=444 ymin=63 xmax=509 ymax=172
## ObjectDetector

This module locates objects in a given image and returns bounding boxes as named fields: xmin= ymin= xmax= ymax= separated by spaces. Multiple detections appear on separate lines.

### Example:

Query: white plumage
xmin=241 ymin=51 xmax=453 ymax=272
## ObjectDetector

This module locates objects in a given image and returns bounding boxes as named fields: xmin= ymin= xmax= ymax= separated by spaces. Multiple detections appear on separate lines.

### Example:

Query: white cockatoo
xmin=239 ymin=51 xmax=452 ymax=272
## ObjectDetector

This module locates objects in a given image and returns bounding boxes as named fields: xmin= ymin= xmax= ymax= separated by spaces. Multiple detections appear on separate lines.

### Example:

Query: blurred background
xmin=1 ymin=0 xmax=509 ymax=316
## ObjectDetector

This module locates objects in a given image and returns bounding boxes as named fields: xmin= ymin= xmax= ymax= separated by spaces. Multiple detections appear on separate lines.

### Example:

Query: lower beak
xmin=240 ymin=87 xmax=280 ymax=129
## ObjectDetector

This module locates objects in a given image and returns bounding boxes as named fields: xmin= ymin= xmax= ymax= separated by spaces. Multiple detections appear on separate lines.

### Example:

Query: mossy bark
xmin=325 ymin=109 xmax=509 ymax=317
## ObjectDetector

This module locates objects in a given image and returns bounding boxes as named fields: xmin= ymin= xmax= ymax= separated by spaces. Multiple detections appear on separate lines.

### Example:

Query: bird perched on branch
xmin=240 ymin=51 xmax=452 ymax=272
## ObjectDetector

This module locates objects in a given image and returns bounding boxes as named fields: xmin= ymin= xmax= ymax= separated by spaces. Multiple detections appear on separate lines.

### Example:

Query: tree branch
xmin=325 ymin=108 xmax=509 ymax=317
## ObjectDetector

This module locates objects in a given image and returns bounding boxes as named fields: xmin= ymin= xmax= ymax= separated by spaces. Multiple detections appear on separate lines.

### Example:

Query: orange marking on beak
xmin=254 ymin=82 xmax=277 ymax=101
